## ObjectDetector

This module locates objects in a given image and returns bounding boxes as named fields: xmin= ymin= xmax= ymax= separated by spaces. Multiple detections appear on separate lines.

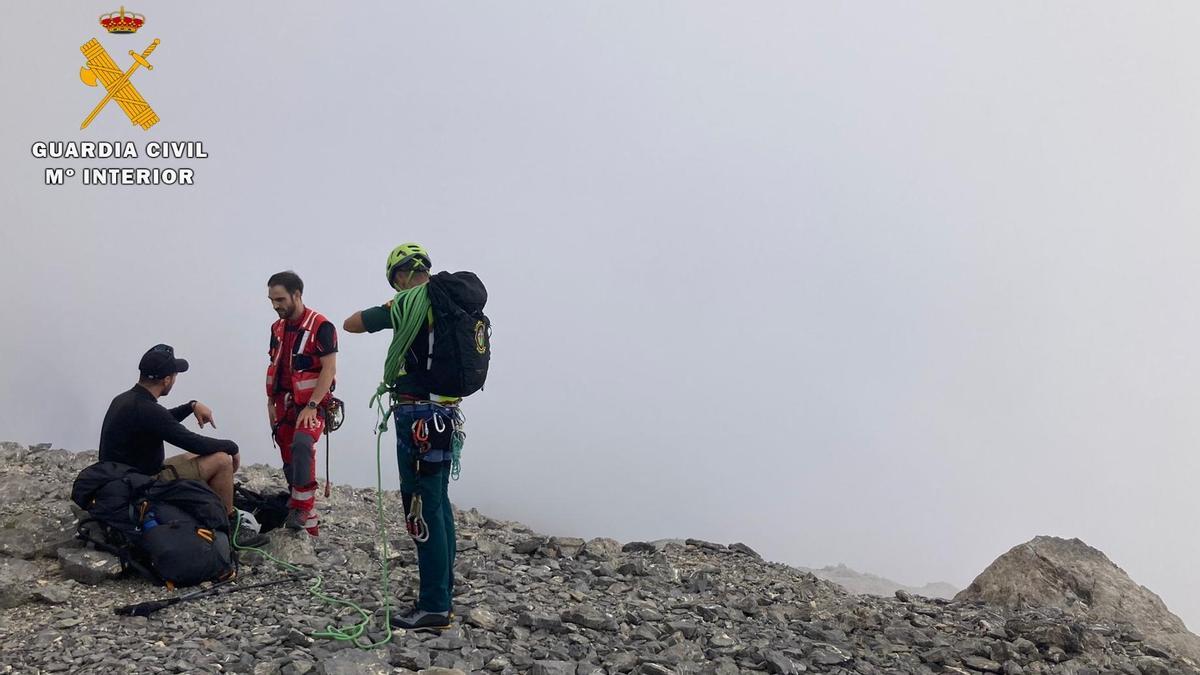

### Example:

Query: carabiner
xmin=406 ymin=495 xmax=430 ymax=543
xmin=411 ymin=418 xmax=429 ymax=442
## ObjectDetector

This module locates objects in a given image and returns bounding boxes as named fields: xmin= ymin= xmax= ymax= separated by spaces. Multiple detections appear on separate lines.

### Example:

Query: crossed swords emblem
xmin=78 ymin=38 xmax=161 ymax=130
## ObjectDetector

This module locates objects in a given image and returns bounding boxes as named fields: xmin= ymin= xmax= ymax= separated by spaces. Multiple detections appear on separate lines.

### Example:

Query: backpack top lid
xmin=429 ymin=271 xmax=487 ymax=313
xmin=71 ymin=461 xmax=148 ymax=510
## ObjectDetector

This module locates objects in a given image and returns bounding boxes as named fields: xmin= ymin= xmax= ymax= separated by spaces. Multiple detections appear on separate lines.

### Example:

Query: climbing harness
xmin=401 ymin=402 xmax=465 ymax=478
xmin=394 ymin=399 xmax=463 ymax=545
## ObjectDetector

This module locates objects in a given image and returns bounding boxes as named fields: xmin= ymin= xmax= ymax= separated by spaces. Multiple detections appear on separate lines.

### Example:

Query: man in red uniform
xmin=266 ymin=271 xmax=337 ymax=536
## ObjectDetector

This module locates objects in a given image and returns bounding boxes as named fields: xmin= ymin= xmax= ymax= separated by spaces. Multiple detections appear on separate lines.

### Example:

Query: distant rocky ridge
xmin=796 ymin=563 xmax=958 ymax=600
xmin=2 ymin=440 xmax=1199 ymax=675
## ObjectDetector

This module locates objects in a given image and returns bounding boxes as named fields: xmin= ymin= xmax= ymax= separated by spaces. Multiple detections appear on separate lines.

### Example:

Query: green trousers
xmin=395 ymin=409 xmax=456 ymax=613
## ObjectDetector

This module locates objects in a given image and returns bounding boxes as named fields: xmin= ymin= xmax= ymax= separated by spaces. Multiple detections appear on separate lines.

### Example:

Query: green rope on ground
xmin=231 ymin=417 xmax=396 ymax=649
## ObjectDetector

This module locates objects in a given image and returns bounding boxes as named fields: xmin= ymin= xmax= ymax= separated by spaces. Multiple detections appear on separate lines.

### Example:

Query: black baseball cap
xmin=139 ymin=344 xmax=189 ymax=380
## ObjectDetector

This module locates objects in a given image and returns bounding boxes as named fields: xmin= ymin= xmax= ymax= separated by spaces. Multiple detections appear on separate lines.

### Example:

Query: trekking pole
xmin=114 ymin=575 xmax=299 ymax=617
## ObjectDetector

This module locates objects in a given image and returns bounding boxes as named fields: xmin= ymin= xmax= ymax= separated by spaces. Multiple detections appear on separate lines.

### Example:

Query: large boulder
xmin=580 ymin=537 xmax=622 ymax=560
xmin=0 ymin=475 xmax=52 ymax=505
xmin=540 ymin=536 xmax=585 ymax=558
xmin=240 ymin=529 xmax=318 ymax=566
xmin=0 ymin=509 xmax=79 ymax=559
xmin=0 ymin=557 xmax=40 ymax=608
xmin=956 ymin=536 xmax=1200 ymax=661
xmin=57 ymin=547 xmax=122 ymax=585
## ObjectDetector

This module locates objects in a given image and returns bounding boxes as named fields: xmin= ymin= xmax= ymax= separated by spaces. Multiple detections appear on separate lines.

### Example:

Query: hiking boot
xmin=284 ymin=508 xmax=305 ymax=531
xmin=389 ymin=607 xmax=452 ymax=631
xmin=233 ymin=528 xmax=269 ymax=548
xmin=230 ymin=510 xmax=270 ymax=548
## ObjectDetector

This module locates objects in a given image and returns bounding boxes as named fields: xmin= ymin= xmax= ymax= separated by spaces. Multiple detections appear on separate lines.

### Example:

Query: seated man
xmin=98 ymin=344 xmax=267 ymax=547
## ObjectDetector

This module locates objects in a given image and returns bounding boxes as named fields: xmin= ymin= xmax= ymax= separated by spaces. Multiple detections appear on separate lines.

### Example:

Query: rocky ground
xmin=2 ymin=441 xmax=1199 ymax=675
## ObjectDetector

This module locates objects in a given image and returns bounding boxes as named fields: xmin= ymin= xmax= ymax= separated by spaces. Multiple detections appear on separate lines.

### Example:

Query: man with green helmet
xmin=344 ymin=243 xmax=465 ymax=631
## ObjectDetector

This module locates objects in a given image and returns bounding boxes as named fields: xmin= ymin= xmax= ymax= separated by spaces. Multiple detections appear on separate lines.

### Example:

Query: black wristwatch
xmin=305 ymin=401 xmax=319 ymax=410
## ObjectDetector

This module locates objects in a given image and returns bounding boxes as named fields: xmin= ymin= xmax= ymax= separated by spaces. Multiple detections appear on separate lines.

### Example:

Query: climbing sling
xmin=322 ymin=396 xmax=345 ymax=497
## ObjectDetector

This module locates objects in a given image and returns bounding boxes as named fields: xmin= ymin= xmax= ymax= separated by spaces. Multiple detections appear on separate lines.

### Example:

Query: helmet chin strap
xmin=391 ymin=267 xmax=425 ymax=291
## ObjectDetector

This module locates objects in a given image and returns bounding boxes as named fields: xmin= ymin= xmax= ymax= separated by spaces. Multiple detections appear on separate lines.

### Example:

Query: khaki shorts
xmin=157 ymin=453 xmax=204 ymax=481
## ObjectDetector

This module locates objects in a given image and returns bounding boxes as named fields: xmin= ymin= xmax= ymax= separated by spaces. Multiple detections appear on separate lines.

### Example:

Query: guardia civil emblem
xmin=78 ymin=7 xmax=161 ymax=130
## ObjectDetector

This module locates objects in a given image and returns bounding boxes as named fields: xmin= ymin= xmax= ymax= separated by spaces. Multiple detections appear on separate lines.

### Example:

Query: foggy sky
xmin=2 ymin=2 xmax=1198 ymax=629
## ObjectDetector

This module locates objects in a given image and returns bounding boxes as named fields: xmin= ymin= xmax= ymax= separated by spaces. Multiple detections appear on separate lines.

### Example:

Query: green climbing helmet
xmin=386 ymin=243 xmax=432 ymax=290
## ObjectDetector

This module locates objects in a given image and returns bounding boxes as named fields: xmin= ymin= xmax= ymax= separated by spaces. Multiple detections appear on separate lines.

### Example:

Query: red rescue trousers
xmin=273 ymin=401 xmax=323 ymax=536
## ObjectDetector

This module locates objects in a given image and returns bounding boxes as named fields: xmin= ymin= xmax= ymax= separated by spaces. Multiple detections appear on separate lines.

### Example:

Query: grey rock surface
xmin=0 ymin=557 xmax=40 ymax=608
xmin=957 ymin=535 xmax=1200 ymax=661
xmin=57 ymin=547 xmax=122 ymax=585
xmin=0 ymin=511 xmax=79 ymax=559
xmin=321 ymin=647 xmax=391 ymax=674
xmin=1 ymin=442 xmax=1198 ymax=675
xmin=242 ymin=528 xmax=320 ymax=566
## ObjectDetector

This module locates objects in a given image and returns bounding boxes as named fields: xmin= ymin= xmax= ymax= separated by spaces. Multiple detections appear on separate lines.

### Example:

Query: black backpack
xmin=233 ymin=484 xmax=290 ymax=534
xmin=135 ymin=479 xmax=234 ymax=587
xmin=72 ymin=461 xmax=235 ymax=588
xmin=426 ymin=271 xmax=491 ymax=398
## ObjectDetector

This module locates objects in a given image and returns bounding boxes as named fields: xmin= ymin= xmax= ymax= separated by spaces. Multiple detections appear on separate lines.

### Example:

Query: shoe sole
xmin=393 ymin=623 xmax=452 ymax=633
xmin=390 ymin=614 xmax=454 ymax=633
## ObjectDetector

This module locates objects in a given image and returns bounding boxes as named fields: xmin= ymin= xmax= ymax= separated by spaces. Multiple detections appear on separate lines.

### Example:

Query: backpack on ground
xmin=426 ymin=271 xmax=491 ymax=398
xmin=233 ymin=484 xmax=290 ymax=534
xmin=135 ymin=479 xmax=235 ymax=587
xmin=72 ymin=461 xmax=235 ymax=588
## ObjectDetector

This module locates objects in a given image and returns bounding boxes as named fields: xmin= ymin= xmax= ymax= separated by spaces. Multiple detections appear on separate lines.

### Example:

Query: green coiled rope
xmin=231 ymin=410 xmax=397 ymax=649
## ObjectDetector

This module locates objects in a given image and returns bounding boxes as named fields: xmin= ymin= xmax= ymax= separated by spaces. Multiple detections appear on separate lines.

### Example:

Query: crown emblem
xmin=99 ymin=6 xmax=145 ymax=34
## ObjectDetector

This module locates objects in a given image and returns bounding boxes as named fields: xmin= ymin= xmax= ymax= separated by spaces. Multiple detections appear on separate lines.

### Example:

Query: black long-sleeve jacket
xmin=98 ymin=384 xmax=238 ymax=475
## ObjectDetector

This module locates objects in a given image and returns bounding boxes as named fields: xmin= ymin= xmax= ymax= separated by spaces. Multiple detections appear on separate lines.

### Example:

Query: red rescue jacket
xmin=266 ymin=308 xmax=334 ymax=406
